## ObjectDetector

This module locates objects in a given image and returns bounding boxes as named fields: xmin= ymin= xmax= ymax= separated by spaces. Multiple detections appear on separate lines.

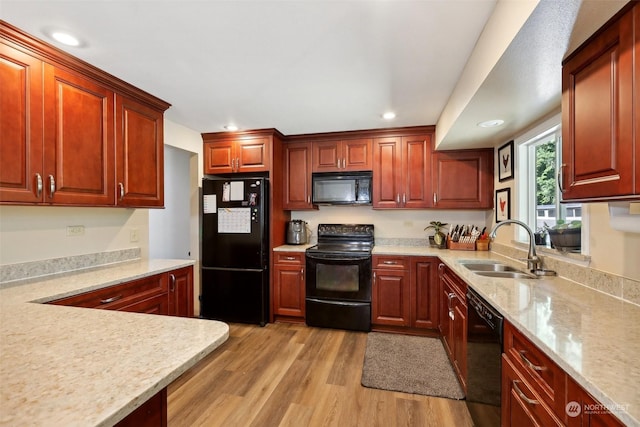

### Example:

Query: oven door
xmin=305 ymin=252 xmax=372 ymax=302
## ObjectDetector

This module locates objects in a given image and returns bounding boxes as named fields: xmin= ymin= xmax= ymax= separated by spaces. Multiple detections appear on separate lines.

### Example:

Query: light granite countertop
xmin=0 ymin=259 xmax=229 ymax=427
xmin=371 ymin=245 xmax=640 ymax=426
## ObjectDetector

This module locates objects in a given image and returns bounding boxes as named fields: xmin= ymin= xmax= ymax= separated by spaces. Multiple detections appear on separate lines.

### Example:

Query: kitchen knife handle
xmin=35 ymin=173 xmax=43 ymax=198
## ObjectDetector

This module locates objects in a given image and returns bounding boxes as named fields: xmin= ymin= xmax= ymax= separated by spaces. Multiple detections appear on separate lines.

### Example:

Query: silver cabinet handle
xmin=342 ymin=158 xmax=346 ymax=169
xmin=301 ymin=268 xmax=304 ymax=278
xmin=373 ymin=271 xmax=376 ymax=282
xmin=100 ymin=294 xmax=123 ymax=304
xmin=402 ymin=193 xmax=406 ymax=204
xmin=396 ymin=194 xmax=400 ymax=204
xmin=513 ymin=380 xmax=539 ymax=405
xmin=519 ymin=351 xmax=545 ymax=371
xmin=118 ymin=183 xmax=125 ymax=201
xmin=433 ymin=193 xmax=437 ymax=204
xmin=48 ymin=175 xmax=55 ymax=198
xmin=231 ymin=158 xmax=235 ymax=171
xmin=557 ymin=163 xmax=566 ymax=193
xmin=285 ymin=256 xmax=296 ymax=260
xmin=307 ymin=196 xmax=311 ymax=204
xmin=236 ymin=157 xmax=240 ymax=171
xmin=170 ymin=274 xmax=176 ymax=292
xmin=382 ymin=260 xmax=397 ymax=265
xmin=35 ymin=173 xmax=43 ymax=198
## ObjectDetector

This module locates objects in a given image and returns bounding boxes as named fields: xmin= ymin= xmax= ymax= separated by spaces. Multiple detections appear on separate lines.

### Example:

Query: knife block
xmin=447 ymin=236 xmax=476 ymax=251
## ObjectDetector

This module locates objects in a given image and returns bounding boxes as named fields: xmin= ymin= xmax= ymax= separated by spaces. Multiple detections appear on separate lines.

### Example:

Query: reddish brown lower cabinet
xmin=167 ymin=266 xmax=194 ymax=317
xmin=502 ymin=355 xmax=563 ymax=427
xmin=48 ymin=266 xmax=194 ymax=318
xmin=372 ymin=255 xmax=439 ymax=335
xmin=566 ymin=374 xmax=626 ymax=427
xmin=372 ymin=255 xmax=411 ymax=328
xmin=438 ymin=262 xmax=467 ymax=392
xmin=115 ymin=388 xmax=167 ymax=427
xmin=272 ymin=252 xmax=306 ymax=322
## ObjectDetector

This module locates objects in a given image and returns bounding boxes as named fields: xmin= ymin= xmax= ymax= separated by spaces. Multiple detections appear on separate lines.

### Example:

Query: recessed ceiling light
xmin=382 ymin=112 xmax=396 ymax=120
xmin=50 ymin=30 xmax=81 ymax=47
xmin=477 ymin=119 xmax=504 ymax=128
xmin=224 ymin=124 xmax=238 ymax=131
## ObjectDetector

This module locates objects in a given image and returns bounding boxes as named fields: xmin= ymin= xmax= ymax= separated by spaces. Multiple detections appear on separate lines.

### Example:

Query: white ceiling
xmin=1 ymin=0 xmax=629 ymax=149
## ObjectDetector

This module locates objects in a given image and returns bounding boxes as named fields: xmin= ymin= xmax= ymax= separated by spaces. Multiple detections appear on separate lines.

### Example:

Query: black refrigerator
xmin=200 ymin=175 xmax=269 ymax=326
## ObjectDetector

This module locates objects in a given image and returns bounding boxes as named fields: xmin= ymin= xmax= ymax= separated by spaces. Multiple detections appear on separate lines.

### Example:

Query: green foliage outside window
xmin=535 ymin=141 xmax=556 ymax=205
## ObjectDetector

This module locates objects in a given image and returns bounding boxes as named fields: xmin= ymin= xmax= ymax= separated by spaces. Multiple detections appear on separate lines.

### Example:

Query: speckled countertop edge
xmin=370 ymin=245 xmax=640 ymax=426
xmin=0 ymin=258 xmax=229 ymax=427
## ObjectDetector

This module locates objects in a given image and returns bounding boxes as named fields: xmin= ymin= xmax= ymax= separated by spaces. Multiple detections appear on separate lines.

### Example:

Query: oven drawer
xmin=305 ymin=298 xmax=371 ymax=332
xmin=504 ymin=322 xmax=567 ymax=417
xmin=372 ymin=255 xmax=410 ymax=270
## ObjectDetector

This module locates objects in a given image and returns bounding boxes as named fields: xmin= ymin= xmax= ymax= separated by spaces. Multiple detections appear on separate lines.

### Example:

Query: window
xmin=517 ymin=117 xmax=582 ymax=250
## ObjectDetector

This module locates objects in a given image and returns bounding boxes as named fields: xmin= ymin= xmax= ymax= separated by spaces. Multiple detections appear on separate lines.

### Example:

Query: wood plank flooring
xmin=167 ymin=322 xmax=474 ymax=427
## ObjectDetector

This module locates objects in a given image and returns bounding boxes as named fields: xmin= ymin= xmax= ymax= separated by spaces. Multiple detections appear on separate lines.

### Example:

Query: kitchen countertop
xmin=372 ymin=245 xmax=640 ymax=426
xmin=0 ymin=259 xmax=229 ymax=427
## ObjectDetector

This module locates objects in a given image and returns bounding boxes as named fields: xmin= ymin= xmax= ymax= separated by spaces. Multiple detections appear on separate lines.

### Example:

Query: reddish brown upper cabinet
xmin=312 ymin=138 xmax=372 ymax=172
xmin=203 ymin=135 xmax=270 ymax=174
xmin=432 ymin=148 xmax=494 ymax=209
xmin=561 ymin=3 xmax=639 ymax=201
xmin=0 ymin=21 xmax=170 ymax=207
xmin=115 ymin=95 xmax=165 ymax=207
xmin=0 ymin=42 xmax=44 ymax=203
xmin=283 ymin=142 xmax=314 ymax=210
xmin=372 ymin=133 xmax=433 ymax=209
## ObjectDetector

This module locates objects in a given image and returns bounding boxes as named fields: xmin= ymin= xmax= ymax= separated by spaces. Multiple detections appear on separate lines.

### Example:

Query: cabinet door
xmin=312 ymin=140 xmax=341 ymax=172
xmin=411 ymin=258 xmax=438 ymax=330
xmin=283 ymin=142 xmax=313 ymax=209
xmin=0 ymin=43 xmax=44 ymax=203
xmin=236 ymin=137 xmax=270 ymax=172
xmin=401 ymin=134 xmax=432 ymax=208
xmin=168 ymin=267 xmax=194 ymax=317
xmin=439 ymin=277 xmax=455 ymax=357
xmin=452 ymin=298 xmax=467 ymax=391
xmin=502 ymin=355 xmax=563 ymax=427
xmin=204 ymin=140 xmax=234 ymax=174
xmin=372 ymin=268 xmax=410 ymax=326
xmin=561 ymin=10 xmax=634 ymax=200
xmin=115 ymin=95 xmax=164 ymax=207
xmin=43 ymin=64 xmax=115 ymax=205
xmin=342 ymin=139 xmax=372 ymax=171
xmin=273 ymin=263 xmax=305 ymax=319
xmin=372 ymin=137 xmax=402 ymax=208
xmin=432 ymin=149 xmax=493 ymax=209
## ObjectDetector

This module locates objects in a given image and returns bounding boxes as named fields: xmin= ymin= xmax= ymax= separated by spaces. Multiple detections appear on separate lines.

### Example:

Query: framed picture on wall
xmin=495 ymin=188 xmax=511 ymax=222
xmin=498 ymin=140 xmax=514 ymax=182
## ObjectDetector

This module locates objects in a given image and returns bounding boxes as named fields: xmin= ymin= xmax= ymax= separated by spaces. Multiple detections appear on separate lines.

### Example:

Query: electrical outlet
xmin=130 ymin=228 xmax=139 ymax=243
xmin=66 ymin=225 xmax=85 ymax=237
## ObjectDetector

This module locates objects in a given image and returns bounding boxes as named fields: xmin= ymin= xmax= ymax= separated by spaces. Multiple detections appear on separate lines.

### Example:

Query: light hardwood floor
xmin=167 ymin=322 xmax=475 ymax=427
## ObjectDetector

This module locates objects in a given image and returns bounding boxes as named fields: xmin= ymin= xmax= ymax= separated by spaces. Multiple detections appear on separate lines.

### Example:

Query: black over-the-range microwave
xmin=311 ymin=171 xmax=372 ymax=205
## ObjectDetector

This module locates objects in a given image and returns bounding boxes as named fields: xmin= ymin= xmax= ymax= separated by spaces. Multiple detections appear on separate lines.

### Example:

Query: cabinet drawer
xmin=274 ymin=252 xmax=304 ymax=265
xmin=50 ymin=273 xmax=168 ymax=310
xmin=372 ymin=255 xmax=409 ymax=270
xmin=502 ymin=354 xmax=563 ymax=427
xmin=504 ymin=322 xmax=566 ymax=415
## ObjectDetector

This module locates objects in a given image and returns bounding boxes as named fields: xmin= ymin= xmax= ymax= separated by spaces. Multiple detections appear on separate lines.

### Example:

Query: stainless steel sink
xmin=474 ymin=271 xmax=537 ymax=279
xmin=458 ymin=260 xmax=537 ymax=279
xmin=460 ymin=263 xmax=521 ymax=272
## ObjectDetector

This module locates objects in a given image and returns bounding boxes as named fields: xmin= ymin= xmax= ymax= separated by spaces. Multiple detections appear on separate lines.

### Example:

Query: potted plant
xmin=545 ymin=220 xmax=581 ymax=251
xmin=425 ymin=221 xmax=448 ymax=249
xmin=534 ymin=227 xmax=547 ymax=246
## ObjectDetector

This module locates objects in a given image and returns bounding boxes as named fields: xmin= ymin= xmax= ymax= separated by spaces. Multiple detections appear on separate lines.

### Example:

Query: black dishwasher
xmin=466 ymin=288 xmax=503 ymax=427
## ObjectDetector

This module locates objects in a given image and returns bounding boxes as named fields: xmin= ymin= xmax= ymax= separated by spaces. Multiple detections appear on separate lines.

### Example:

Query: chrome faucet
xmin=489 ymin=219 xmax=544 ymax=273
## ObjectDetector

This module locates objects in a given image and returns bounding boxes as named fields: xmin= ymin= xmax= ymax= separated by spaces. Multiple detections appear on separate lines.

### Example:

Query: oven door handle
xmin=305 ymin=253 xmax=371 ymax=262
